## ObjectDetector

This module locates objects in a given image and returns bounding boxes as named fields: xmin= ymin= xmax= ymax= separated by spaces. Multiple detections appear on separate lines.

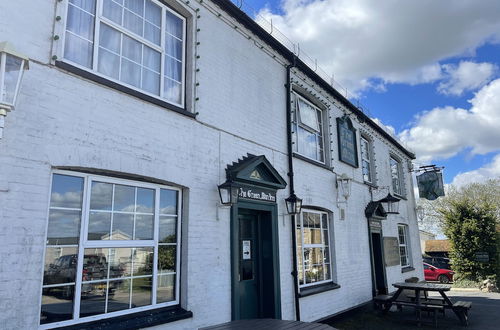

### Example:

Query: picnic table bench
xmin=373 ymin=282 xmax=472 ymax=327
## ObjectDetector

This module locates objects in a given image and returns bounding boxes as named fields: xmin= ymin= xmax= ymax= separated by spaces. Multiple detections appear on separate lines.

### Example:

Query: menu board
xmin=337 ymin=116 xmax=358 ymax=167
xmin=383 ymin=237 xmax=401 ymax=267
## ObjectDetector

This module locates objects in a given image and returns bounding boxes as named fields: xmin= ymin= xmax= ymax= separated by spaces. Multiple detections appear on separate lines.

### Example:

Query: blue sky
xmin=243 ymin=0 xmax=500 ymax=186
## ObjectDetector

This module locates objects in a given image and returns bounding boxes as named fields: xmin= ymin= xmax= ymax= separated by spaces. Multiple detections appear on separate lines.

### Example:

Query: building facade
xmin=0 ymin=0 xmax=423 ymax=329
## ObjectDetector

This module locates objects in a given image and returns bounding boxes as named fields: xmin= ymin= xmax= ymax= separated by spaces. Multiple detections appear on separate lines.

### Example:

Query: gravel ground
xmin=324 ymin=290 xmax=500 ymax=330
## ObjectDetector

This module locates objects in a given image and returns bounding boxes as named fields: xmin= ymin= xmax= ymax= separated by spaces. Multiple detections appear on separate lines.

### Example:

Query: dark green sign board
xmin=417 ymin=171 xmax=445 ymax=201
xmin=337 ymin=116 xmax=358 ymax=167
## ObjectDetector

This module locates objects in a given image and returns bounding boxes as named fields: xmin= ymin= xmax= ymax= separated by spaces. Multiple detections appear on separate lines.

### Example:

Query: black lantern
xmin=285 ymin=193 xmax=303 ymax=215
xmin=218 ymin=180 xmax=239 ymax=206
xmin=379 ymin=193 xmax=400 ymax=214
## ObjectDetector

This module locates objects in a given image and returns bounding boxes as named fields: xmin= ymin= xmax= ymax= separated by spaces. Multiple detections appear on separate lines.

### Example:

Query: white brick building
xmin=0 ymin=0 xmax=423 ymax=329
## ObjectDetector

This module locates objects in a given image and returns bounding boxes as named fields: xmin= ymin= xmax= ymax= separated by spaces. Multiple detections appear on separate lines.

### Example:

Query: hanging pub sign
xmin=417 ymin=170 xmax=445 ymax=200
xmin=337 ymin=115 xmax=358 ymax=167
xmin=237 ymin=186 xmax=276 ymax=203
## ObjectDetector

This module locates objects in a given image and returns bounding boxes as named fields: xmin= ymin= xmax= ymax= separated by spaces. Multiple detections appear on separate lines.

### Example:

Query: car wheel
xmin=438 ymin=275 xmax=450 ymax=284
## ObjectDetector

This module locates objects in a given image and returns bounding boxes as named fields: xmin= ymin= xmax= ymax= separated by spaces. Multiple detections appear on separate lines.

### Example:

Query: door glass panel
xmin=241 ymin=260 xmax=253 ymax=280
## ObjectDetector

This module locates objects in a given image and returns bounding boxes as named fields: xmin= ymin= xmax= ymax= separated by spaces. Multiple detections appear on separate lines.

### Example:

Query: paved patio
xmin=324 ymin=290 xmax=500 ymax=330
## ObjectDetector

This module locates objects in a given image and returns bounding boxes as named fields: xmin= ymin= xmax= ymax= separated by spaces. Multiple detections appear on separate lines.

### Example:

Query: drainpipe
xmin=286 ymin=57 xmax=301 ymax=321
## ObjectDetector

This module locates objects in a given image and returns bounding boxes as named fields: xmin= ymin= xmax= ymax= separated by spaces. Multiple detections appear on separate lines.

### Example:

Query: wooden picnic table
xmin=375 ymin=282 xmax=471 ymax=326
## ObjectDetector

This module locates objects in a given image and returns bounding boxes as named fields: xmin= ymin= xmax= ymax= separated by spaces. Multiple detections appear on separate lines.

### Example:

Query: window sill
xmin=58 ymin=305 xmax=192 ymax=330
xmin=55 ymin=61 xmax=196 ymax=120
xmin=298 ymin=282 xmax=340 ymax=298
xmin=394 ymin=193 xmax=407 ymax=200
xmin=402 ymin=266 xmax=415 ymax=273
xmin=363 ymin=181 xmax=378 ymax=189
xmin=292 ymin=153 xmax=333 ymax=171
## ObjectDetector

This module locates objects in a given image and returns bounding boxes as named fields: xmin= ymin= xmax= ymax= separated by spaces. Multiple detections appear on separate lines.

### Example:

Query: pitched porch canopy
xmin=224 ymin=154 xmax=287 ymax=204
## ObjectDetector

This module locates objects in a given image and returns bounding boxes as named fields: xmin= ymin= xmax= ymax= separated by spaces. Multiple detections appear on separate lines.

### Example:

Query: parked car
xmin=423 ymin=256 xmax=451 ymax=270
xmin=423 ymin=262 xmax=454 ymax=283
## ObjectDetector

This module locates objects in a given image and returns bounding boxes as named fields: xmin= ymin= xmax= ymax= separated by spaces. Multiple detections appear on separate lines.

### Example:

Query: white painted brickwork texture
xmin=0 ymin=0 xmax=423 ymax=329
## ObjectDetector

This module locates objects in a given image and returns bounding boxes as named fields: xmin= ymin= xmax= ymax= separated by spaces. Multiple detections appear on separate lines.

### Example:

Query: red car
xmin=423 ymin=262 xmax=454 ymax=283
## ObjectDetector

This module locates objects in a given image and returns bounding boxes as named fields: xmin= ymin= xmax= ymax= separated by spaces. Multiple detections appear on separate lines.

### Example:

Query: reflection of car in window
xmin=45 ymin=254 xmax=78 ymax=284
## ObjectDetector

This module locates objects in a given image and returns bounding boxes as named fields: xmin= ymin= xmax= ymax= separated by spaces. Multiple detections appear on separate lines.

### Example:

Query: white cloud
xmin=451 ymin=153 xmax=500 ymax=187
xmin=257 ymin=0 xmax=500 ymax=93
xmin=398 ymin=78 xmax=500 ymax=162
xmin=438 ymin=61 xmax=497 ymax=96
xmin=371 ymin=117 xmax=396 ymax=136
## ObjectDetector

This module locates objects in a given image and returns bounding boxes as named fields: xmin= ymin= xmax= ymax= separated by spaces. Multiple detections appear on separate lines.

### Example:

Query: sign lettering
xmin=238 ymin=187 xmax=276 ymax=202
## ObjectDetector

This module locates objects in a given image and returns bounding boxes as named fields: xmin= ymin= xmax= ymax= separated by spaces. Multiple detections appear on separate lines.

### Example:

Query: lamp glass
xmin=0 ymin=53 xmax=25 ymax=108
xmin=218 ymin=182 xmax=237 ymax=205
xmin=380 ymin=193 xmax=400 ymax=214
xmin=285 ymin=194 xmax=302 ymax=215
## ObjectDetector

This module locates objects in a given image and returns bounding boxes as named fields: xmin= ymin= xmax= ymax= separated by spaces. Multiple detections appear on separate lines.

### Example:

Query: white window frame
xmin=360 ymin=136 xmax=374 ymax=184
xmin=39 ymin=170 xmax=182 ymax=329
xmin=398 ymin=224 xmax=411 ymax=268
xmin=56 ymin=0 xmax=186 ymax=108
xmin=296 ymin=209 xmax=333 ymax=289
xmin=292 ymin=92 xmax=326 ymax=164
xmin=390 ymin=155 xmax=403 ymax=196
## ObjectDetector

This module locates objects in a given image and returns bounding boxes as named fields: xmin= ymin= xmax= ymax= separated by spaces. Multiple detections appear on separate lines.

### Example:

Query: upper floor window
xmin=398 ymin=224 xmax=411 ymax=268
xmin=292 ymin=93 xmax=325 ymax=163
xmin=390 ymin=156 xmax=403 ymax=195
xmin=337 ymin=115 xmax=358 ymax=167
xmin=40 ymin=171 xmax=182 ymax=327
xmin=360 ymin=136 xmax=374 ymax=184
xmin=296 ymin=210 xmax=333 ymax=288
xmin=63 ymin=0 xmax=185 ymax=106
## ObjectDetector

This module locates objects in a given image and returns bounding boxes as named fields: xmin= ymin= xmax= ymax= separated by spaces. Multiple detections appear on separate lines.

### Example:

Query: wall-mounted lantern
xmin=285 ymin=193 xmax=302 ymax=215
xmin=379 ymin=193 xmax=400 ymax=214
xmin=217 ymin=180 xmax=239 ymax=206
xmin=0 ymin=41 xmax=29 ymax=138
xmin=336 ymin=173 xmax=352 ymax=200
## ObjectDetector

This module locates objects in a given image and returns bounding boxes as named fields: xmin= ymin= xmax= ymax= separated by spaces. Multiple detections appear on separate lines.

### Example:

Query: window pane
xmin=136 ymin=187 xmax=154 ymax=213
xmin=324 ymin=247 xmax=330 ymax=263
xmin=90 ymin=182 xmax=113 ymax=211
xmin=109 ymin=248 xmax=131 ymax=278
xmin=145 ymin=22 xmax=160 ymax=45
xmin=83 ymin=249 xmax=109 ymax=281
xmin=47 ymin=209 xmax=81 ymax=245
xmin=157 ymin=274 xmax=175 ymax=303
xmin=143 ymin=46 xmax=160 ymax=72
xmin=112 ymin=213 xmax=134 ymax=239
xmin=297 ymin=126 xmax=317 ymax=160
xmin=298 ymin=99 xmax=319 ymax=131
xmin=80 ymin=282 xmax=106 ymax=317
xmin=303 ymin=228 xmax=321 ymax=245
xmin=142 ymin=68 xmax=160 ymax=95
xmin=64 ymin=32 xmax=93 ymax=68
xmin=321 ymin=214 xmax=328 ymax=230
xmin=122 ymin=35 xmax=142 ymax=63
xmin=123 ymin=8 xmax=143 ymax=36
xmin=121 ymin=58 xmax=141 ymax=88
xmin=132 ymin=277 xmax=152 ymax=307
xmin=164 ymin=78 xmax=182 ymax=104
xmin=165 ymin=57 xmax=182 ymax=82
xmin=50 ymin=174 xmax=84 ymax=209
xmin=41 ymin=285 xmax=75 ymax=324
xmin=160 ymin=189 xmax=178 ymax=214
xmin=113 ymin=184 xmax=135 ymax=212
xmin=165 ymin=11 xmax=183 ymax=39
xmin=159 ymin=216 xmax=176 ymax=243
xmin=99 ymin=23 xmax=121 ymax=53
xmin=70 ymin=0 xmax=96 ymax=13
xmin=67 ymin=4 xmax=95 ymax=40
xmin=98 ymin=48 xmax=120 ymax=80
xmin=125 ymin=0 xmax=144 ymax=16
xmin=88 ymin=211 xmax=111 ymax=240
xmin=107 ymin=279 xmax=131 ymax=312
xmin=133 ymin=248 xmax=153 ymax=276
xmin=43 ymin=247 xmax=78 ymax=285
xmin=102 ymin=0 xmax=123 ymax=25
xmin=165 ymin=35 xmax=182 ymax=60
xmin=135 ymin=214 xmax=154 ymax=240
xmin=145 ymin=0 xmax=161 ymax=26
xmin=158 ymin=245 xmax=176 ymax=273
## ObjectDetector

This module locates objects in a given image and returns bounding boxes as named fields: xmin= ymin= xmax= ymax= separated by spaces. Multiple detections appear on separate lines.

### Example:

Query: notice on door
xmin=242 ymin=240 xmax=251 ymax=260
xmin=383 ymin=237 xmax=400 ymax=267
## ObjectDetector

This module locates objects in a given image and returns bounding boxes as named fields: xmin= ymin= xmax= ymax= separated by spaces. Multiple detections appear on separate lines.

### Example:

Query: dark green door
xmin=238 ymin=209 xmax=275 ymax=319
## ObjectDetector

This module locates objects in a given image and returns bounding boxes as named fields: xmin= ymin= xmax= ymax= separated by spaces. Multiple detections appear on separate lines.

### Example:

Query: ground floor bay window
xmin=40 ymin=171 xmax=181 ymax=327
xmin=295 ymin=210 xmax=333 ymax=289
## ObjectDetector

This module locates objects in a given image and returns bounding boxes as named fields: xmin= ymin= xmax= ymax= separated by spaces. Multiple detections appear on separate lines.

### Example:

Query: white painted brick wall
xmin=0 ymin=0 xmax=422 ymax=329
